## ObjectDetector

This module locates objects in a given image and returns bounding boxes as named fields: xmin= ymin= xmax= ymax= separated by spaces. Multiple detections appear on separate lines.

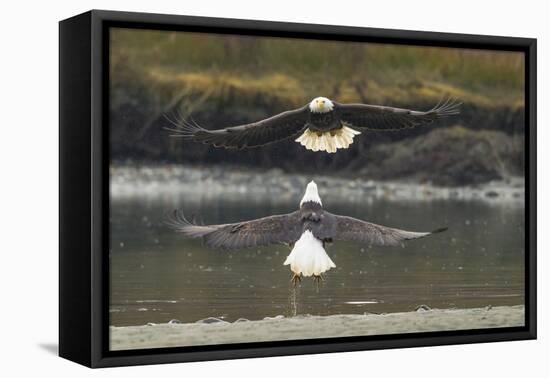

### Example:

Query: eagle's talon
xmin=291 ymin=273 xmax=302 ymax=287
xmin=313 ymin=274 xmax=324 ymax=291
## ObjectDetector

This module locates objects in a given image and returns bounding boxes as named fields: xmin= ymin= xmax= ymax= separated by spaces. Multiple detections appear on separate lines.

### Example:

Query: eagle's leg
xmin=313 ymin=274 xmax=324 ymax=291
xmin=291 ymin=273 xmax=302 ymax=287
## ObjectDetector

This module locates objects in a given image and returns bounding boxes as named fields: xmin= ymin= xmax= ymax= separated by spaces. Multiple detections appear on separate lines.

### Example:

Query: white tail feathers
xmin=295 ymin=126 xmax=361 ymax=153
xmin=284 ymin=230 xmax=336 ymax=277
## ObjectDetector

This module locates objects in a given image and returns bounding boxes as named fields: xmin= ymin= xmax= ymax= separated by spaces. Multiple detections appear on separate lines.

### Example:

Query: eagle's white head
xmin=300 ymin=180 xmax=322 ymax=207
xmin=309 ymin=97 xmax=334 ymax=113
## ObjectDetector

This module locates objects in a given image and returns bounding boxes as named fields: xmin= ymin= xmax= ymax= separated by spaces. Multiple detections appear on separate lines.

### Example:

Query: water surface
xmin=110 ymin=193 xmax=524 ymax=326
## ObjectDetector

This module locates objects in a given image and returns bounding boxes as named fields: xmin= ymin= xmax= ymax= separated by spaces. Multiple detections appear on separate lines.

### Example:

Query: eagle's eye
xmin=321 ymin=100 xmax=326 ymax=104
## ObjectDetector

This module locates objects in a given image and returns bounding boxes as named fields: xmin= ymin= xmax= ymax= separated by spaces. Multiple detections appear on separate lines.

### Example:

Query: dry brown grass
xmin=110 ymin=28 xmax=525 ymax=110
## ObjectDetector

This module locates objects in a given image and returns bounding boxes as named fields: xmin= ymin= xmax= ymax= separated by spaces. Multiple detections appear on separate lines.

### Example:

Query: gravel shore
xmin=110 ymin=164 xmax=524 ymax=204
xmin=110 ymin=305 xmax=524 ymax=350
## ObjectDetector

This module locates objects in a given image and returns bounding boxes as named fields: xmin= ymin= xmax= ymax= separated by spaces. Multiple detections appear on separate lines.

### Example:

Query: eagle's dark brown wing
xmin=165 ymin=105 xmax=310 ymax=149
xmin=334 ymin=98 xmax=460 ymax=131
xmin=167 ymin=210 xmax=303 ymax=249
xmin=323 ymin=212 xmax=447 ymax=247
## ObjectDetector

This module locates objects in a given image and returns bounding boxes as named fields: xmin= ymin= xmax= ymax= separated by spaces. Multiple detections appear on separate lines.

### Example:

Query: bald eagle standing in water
xmin=168 ymin=181 xmax=447 ymax=285
xmin=166 ymin=97 xmax=460 ymax=153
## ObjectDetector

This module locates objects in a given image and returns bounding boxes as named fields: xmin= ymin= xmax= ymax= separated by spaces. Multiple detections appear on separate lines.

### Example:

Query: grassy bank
xmin=111 ymin=28 xmax=524 ymax=107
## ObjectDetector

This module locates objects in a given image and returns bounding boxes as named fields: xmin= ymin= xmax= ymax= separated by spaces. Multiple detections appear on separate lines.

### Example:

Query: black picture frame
xmin=59 ymin=9 xmax=537 ymax=368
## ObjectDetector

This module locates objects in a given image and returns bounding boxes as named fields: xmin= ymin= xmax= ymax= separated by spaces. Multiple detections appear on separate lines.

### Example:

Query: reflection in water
xmin=109 ymin=193 xmax=524 ymax=326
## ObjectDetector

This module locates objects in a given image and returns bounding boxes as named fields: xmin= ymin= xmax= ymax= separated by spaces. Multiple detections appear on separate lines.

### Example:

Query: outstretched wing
xmin=324 ymin=212 xmax=447 ymax=247
xmin=167 ymin=210 xmax=303 ymax=249
xmin=334 ymin=98 xmax=461 ymax=131
xmin=165 ymin=105 xmax=310 ymax=149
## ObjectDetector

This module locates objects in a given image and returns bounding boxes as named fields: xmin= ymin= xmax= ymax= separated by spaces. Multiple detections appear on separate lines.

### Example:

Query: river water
xmin=109 ymin=190 xmax=524 ymax=326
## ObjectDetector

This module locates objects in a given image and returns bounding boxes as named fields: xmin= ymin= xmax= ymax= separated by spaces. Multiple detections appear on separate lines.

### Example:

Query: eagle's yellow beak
xmin=318 ymin=101 xmax=324 ymax=110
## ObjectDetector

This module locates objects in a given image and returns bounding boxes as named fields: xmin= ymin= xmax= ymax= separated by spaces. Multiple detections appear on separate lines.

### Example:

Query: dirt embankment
xmin=110 ymin=70 xmax=525 ymax=186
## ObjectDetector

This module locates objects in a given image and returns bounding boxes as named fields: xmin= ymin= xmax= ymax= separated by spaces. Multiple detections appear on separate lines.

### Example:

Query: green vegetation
xmin=111 ymin=28 xmax=524 ymax=109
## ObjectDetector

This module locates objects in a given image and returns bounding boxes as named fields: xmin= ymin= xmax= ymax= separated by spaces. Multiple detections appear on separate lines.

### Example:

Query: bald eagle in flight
xmin=168 ymin=181 xmax=447 ymax=285
xmin=166 ymin=97 xmax=460 ymax=153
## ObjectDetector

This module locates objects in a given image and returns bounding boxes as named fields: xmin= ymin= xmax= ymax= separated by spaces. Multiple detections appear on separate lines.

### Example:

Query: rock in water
xmin=415 ymin=304 xmax=432 ymax=312
xmin=195 ymin=317 xmax=228 ymax=324
xmin=263 ymin=315 xmax=285 ymax=320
